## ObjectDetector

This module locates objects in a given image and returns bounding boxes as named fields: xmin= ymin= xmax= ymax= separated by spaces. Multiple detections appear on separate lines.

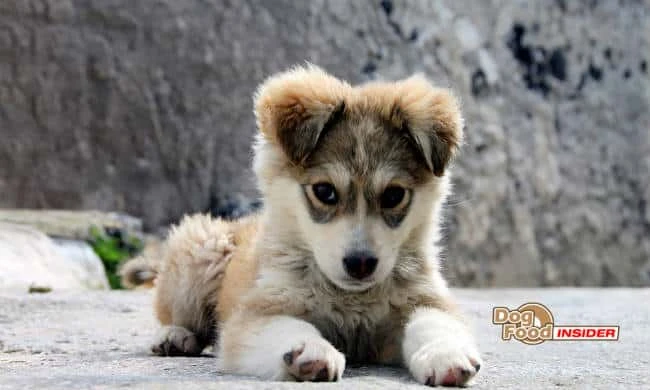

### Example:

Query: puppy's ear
xmin=389 ymin=75 xmax=464 ymax=176
xmin=254 ymin=65 xmax=349 ymax=165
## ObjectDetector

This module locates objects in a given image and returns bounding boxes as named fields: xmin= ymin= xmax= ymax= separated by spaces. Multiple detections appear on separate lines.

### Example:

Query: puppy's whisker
xmin=445 ymin=197 xmax=473 ymax=208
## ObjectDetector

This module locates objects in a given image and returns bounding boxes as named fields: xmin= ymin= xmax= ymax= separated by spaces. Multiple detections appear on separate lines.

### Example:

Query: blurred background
xmin=0 ymin=0 xmax=648 ymax=290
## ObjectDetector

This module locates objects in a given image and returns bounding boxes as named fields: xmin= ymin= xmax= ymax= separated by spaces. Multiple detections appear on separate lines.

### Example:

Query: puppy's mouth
xmin=336 ymin=277 xmax=378 ymax=292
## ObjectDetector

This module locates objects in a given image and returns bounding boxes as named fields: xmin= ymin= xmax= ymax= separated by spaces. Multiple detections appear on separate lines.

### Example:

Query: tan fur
xmin=151 ymin=214 xmax=239 ymax=346
xmin=121 ymin=65 xmax=480 ymax=385
xmin=215 ymin=216 xmax=260 ymax=323
xmin=118 ymin=240 xmax=163 ymax=289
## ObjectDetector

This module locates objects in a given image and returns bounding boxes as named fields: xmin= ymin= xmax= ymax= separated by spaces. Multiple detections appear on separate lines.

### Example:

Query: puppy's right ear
xmin=254 ymin=65 xmax=349 ymax=165
xmin=386 ymin=75 xmax=464 ymax=177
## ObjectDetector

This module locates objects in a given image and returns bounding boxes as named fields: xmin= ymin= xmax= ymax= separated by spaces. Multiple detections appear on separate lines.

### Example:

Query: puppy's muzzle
xmin=343 ymin=251 xmax=378 ymax=280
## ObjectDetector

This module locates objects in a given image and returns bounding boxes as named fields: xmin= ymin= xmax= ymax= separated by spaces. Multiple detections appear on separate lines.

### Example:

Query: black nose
xmin=343 ymin=251 xmax=378 ymax=280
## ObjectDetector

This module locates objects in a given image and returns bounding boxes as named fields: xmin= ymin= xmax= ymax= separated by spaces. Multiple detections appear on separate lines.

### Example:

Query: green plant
xmin=88 ymin=226 xmax=143 ymax=289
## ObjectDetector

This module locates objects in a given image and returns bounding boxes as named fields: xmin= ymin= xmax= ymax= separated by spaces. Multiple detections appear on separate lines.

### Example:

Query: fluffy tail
xmin=118 ymin=213 xmax=249 ymax=289
xmin=118 ymin=240 xmax=163 ymax=289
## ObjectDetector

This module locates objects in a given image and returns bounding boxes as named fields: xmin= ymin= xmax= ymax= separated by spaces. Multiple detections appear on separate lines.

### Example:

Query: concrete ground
xmin=0 ymin=289 xmax=648 ymax=389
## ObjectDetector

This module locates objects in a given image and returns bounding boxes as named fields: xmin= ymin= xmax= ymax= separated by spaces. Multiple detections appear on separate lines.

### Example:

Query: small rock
xmin=28 ymin=285 xmax=52 ymax=294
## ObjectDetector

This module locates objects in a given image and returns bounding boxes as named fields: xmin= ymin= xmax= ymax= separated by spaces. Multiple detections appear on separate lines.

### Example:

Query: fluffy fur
xmin=122 ymin=65 xmax=481 ymax=386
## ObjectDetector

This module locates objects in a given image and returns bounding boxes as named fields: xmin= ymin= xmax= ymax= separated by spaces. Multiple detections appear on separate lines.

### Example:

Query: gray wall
xmin=1 ymin=0 xmax=648 ymax=286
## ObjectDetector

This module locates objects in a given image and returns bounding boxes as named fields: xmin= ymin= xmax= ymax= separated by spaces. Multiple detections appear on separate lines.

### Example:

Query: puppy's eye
xmin=312 ymin=183 xmax=338 ymax=205
xmin=380 ymin=186 xmax=406 ymax=209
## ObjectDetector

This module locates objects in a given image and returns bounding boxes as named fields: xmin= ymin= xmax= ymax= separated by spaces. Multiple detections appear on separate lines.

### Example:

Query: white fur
xmin=254 ymin=135 xmax=451 ymax=293
xmin=219 ymin=315 xmax=345 ymax=381
xmin=403 ymin=308 xmax=482 ymax=386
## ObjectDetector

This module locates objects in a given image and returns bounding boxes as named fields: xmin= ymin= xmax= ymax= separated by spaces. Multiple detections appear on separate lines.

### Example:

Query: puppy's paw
xmin=282 ymin=338 xmax=346 ymax=382
xmin=408 ymin=339 xmax=481 ymax=387
xmin=151 ymin=325 xmax=204 ymax=356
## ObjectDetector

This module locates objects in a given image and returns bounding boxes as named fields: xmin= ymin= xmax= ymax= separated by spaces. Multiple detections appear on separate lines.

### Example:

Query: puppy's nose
xmin=343 ymin=251 xmax=378 ymax=280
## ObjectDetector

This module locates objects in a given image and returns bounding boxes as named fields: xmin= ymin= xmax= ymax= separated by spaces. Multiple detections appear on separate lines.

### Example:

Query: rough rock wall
xmin=1 ymin=0 xmax=648 ymax=286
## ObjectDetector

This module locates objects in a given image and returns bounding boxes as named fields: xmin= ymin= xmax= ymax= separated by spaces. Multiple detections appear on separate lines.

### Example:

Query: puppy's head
xmin=254 ymin=65 xmax=463 ymax=291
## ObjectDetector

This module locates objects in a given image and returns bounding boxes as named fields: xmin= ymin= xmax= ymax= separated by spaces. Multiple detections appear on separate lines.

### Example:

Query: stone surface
xmin=0 ymin=289 xmax=648 ymax=389
xmin=0 ymin=210 xmax=143 ymax=241
xmin=51 ymin=238 xmax=110 ymax=290
xmin=0 ymin=223 xmax=109 ymax=291
xmin=0 ymin=1 xmax=648 ymax=286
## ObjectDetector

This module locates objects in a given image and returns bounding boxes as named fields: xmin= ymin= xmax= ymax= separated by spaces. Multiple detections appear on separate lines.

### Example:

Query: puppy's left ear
xmin=254 ymin=65 xmax=349 ymax=165
xmin=390 ymin=75 xmax=464 ymax=176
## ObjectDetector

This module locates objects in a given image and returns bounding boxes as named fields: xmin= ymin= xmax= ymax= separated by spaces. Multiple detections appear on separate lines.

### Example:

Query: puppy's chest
xmin=307 ymin=299 xmax=404 ymax=364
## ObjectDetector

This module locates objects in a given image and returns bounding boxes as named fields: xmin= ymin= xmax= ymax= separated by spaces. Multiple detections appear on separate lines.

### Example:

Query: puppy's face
xmin=254 ymin=66 xmax=463 ymax=291
xmin=294 ymin=115 xmax=442 ymax=291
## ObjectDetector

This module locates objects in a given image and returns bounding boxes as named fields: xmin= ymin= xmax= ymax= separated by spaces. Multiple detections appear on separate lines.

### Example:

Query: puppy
xmin=121 ymin=65 xmax=482 ymax=386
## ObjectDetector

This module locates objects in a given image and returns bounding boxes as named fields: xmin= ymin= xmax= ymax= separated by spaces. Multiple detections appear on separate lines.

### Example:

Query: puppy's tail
xmin=118 ymin=237 xmax=165 ymax=288
xmin=118 ymin=213 xmax=254 ymax=290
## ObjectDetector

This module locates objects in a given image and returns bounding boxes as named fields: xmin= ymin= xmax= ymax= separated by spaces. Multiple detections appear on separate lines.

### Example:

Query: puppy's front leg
xmin=402 ymin=308 xmax=482 ymax=387
xmin=220 ymin=314 xmax=345 ymax=382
